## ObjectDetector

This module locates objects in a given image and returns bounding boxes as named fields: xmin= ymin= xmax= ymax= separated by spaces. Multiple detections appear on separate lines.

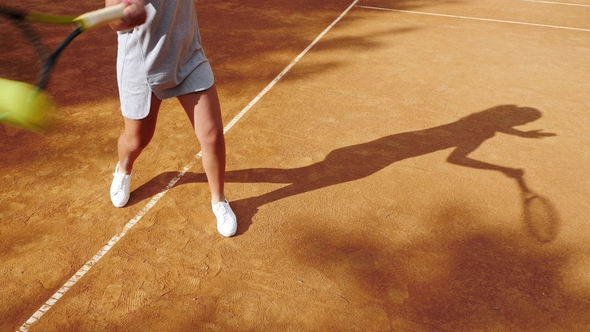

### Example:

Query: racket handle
xmin=75 ymin=3 xmax=126 ymax=30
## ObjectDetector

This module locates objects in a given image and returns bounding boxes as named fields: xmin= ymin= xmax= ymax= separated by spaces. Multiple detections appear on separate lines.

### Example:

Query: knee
xmin=197 ymin=127 xmax=225 ymax=150
xmin=120 ymin=132 xmax=153 ymax=152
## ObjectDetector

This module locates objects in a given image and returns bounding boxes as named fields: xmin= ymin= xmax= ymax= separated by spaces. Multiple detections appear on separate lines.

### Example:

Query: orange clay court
xmin=1 ymin=0 xmax=590 ymax=331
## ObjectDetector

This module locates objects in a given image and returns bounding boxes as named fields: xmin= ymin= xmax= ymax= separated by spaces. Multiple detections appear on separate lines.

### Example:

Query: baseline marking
xmin=17 ymin=158 xmax=198 ymax=332
xmin=520 ymin=0 xmax=590 ymax=7
xmin=224 ymin=1 xmax=360 ymax=132
xmin=17 ymin=1 xmax=360 ymax=331
xmin=356 ymin=5 xmax=590 ymax=32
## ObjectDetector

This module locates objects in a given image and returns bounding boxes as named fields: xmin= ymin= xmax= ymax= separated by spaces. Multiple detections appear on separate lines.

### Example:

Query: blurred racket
xmin=0 ymin=4 xmax=126 ymax=133
xmin=516 ymin=175 xmax=560 ymax=243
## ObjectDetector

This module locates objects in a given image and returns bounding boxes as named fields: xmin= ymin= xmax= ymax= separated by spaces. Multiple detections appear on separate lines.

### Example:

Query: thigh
xmin=122 ymin=93 xmax=163 ymax=144
xmin=177 ymin=85 xmax=223 ymax=138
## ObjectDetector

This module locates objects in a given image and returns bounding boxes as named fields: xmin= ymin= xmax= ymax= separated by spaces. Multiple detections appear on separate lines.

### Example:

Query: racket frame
xmin=0 ymin=4 xmax=126 ymax=132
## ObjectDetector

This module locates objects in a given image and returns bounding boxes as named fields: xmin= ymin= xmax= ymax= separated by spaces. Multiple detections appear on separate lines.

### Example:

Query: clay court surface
xmin=1 ymin=0 xmax=590 ymax=330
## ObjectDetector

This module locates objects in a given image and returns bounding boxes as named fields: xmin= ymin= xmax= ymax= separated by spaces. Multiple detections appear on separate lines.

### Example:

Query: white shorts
xmin=115 ymin=1 xmax=214 ymax=120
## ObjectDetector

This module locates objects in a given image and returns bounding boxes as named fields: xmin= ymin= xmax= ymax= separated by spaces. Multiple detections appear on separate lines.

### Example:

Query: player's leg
xmin=110 ymin=93 xmax=162 ymax=207
xmin=178 ymin=85 xmax=226 ymax=202
xmin=177 ymin=84 xmax=237 ymax=237
xmin=117 ymin=94 xmax=162 ymax=173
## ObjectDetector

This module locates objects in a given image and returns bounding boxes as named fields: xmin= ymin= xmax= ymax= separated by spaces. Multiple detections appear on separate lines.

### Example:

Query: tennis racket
xmin=516 ymin=175 xmax=560 ymax=243
xmin=0 ymin=4 xmax=126 ymax=133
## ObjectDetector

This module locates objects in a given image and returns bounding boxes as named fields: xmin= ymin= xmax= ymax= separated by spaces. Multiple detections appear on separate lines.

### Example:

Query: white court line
xmin=17 ymin=159 xmax=198 ymax=332
xmin=356 ymin=5 xmax=590 ymax=32
xmin=17 ymin=1 xmax=360 ymax=331
xmin=520 ymin=0 xmax=590 ymax=7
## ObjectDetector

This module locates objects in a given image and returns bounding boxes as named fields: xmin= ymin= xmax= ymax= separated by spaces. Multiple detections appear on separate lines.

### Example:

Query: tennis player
xmin=106 ymin=0 xmax=237 ymax=237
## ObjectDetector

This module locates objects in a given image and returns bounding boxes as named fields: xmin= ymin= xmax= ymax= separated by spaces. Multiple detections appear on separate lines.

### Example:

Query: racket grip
xmin=75 ymin=3 xmax=126 ymax=30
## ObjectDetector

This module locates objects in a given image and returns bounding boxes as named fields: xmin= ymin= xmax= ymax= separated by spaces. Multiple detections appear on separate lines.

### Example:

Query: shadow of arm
xmin=447 ymin=142 xmax=523 ymax=179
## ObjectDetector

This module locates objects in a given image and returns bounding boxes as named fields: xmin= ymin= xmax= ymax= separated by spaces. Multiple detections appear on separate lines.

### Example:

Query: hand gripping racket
xmin=0 ymin=4 xmax=126 ymax=133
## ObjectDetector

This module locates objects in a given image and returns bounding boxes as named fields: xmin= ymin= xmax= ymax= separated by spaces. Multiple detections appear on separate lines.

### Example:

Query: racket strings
xmin=523 ymin=193 xmax=559 ymax=243
xmin=517 ymin=176 xmax=560 ymax=243
xmin=38 ymin=26 xmax=83 ymax=90
xmin=0 ymin=8 xmax=50 ymax=89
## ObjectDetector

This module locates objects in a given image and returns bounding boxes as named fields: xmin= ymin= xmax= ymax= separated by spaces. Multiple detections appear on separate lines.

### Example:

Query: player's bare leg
xmin=178 ymin=85 xmax=237 ymax=237
xmin=110 ymin=93 xmax=161 ymax=207
xmin=117 ymin=94 xmax=162 ymax=174
xmin=178 ymin=85 xmax=226 ymax=203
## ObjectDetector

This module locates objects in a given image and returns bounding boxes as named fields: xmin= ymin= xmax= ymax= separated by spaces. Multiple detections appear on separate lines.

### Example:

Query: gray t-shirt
xmin=116 ymin=0 xmax=214 ymax=119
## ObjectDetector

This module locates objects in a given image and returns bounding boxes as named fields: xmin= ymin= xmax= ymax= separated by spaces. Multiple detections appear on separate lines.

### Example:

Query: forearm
xmin=447 ymin=150 xmax=523 ymax=178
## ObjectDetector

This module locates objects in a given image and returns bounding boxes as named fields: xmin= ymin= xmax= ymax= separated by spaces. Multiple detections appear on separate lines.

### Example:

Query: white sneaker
xmin=110 ymin=163 xmax=131 ymax=208
xmin=212 ymin=200 xmax=237 ymax=237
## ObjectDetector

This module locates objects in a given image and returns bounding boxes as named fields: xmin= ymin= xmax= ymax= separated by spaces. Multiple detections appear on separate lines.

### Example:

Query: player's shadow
xmin=178 ymin=104 xmax=555 ymax=234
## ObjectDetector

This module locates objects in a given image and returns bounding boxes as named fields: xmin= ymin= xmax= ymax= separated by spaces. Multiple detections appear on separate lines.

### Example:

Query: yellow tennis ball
xmin=0 ymin=78 xmax=55 ymax=133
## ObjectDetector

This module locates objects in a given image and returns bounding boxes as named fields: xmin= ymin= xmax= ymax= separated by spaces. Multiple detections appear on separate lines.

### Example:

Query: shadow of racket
xmin=515 ymin=175 xmax=560 ymax=243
